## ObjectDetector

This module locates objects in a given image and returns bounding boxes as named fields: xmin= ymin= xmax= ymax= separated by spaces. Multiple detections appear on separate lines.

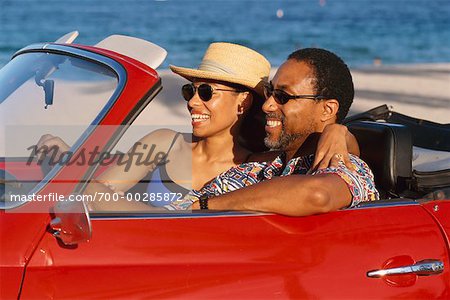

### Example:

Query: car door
xmin=20 ymin=201 xmax=449 ymax=299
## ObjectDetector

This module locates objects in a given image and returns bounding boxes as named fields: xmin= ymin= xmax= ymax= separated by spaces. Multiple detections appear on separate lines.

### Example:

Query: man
xmin=169 ymin=48 xmax=379 ymax=216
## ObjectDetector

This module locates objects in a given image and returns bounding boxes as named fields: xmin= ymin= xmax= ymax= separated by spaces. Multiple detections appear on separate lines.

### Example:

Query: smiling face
xmin=263 ymin=59 xmax=324 ymax=151
xmin=187 ymin=80 xmax=249 ymax=138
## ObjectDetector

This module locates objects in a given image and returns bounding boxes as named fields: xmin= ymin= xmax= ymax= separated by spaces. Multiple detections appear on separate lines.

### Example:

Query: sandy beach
xmin=351 ymin=63 xmax=450 ymax=123
xmin=144 ymin=63 xmax=450 ymax=127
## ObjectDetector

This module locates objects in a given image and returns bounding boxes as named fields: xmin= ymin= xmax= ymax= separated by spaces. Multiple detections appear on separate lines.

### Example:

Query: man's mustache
xmin=265 ymin=113 xmax=284 ymax=122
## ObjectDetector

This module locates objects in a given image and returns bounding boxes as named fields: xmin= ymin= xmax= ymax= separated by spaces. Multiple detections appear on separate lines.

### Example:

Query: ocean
xmin=0 ymin=0 xmax=449 ymax=68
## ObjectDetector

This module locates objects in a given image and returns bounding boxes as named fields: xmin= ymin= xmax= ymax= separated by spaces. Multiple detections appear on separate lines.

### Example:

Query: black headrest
xmin=348 ymin=121 xmax=412 ymax=197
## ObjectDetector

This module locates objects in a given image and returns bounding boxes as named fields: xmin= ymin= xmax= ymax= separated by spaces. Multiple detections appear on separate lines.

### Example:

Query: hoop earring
xmin=237 ymin=105 xmax=244 ymax=115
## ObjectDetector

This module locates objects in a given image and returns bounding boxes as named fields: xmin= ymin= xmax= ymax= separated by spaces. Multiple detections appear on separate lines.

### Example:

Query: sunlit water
xmin=1 ymin=0 xmax=449 ymax=68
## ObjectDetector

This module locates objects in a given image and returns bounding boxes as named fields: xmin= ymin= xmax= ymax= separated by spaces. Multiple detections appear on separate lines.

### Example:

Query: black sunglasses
xmin=182 ymin=83 xmax=245 ymax=102
xmin=263 ymin=81 xmax=327 ymax=105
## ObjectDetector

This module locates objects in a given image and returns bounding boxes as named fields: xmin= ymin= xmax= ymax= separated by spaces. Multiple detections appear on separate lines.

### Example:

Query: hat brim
xmin=170 ymin=65 xmax=266 ymax=96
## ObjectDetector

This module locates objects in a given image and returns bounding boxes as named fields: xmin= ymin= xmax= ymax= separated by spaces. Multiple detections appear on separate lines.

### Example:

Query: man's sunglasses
xmin=263 ymin=82 xmax=327 ymax=105
xmin=182 ymin=83 xmax=245 ymax=102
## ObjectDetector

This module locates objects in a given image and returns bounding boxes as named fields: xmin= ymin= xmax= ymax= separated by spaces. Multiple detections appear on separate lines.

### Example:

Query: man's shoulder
xmin=348 ymin=154 xmax=373 ymax=171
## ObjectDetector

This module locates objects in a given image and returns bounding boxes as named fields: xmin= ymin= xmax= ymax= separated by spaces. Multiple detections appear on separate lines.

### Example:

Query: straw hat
xmin=170 ymin=42 xmax=270 ymax=96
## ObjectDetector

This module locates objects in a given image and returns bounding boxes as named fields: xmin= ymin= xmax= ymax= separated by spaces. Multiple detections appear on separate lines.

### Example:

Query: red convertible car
xmin=1 ymin=33 xmax=449 ymax=299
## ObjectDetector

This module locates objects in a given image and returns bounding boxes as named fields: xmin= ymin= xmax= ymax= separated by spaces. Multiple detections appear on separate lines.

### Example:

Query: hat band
xmin=198 ymin=59 xmax=237 ymax=75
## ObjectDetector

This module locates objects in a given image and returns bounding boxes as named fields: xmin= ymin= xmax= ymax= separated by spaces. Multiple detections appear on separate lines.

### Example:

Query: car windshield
xmin=0 ymin=52 xmax=119 ymax=206
xmin=0 ymin=52 xmax=118 ymax=157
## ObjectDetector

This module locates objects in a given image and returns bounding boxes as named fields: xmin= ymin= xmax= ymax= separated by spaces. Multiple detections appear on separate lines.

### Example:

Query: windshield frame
xmin=1 ymin=43 xmax=127 ymax=210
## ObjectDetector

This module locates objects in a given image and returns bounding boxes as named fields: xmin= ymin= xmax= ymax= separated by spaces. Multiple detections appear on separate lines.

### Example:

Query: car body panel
xmin=423 ymin=201 xmax=450 ymax=250
xmin=1 ymin=38 xmax=449 ymax=299
xmin=19 ymin=204 xmax=450 ymax=299
xmin=1 ymin=266 xmax=25 ymax=299
xmin=0 ymin=211 xmax=49 ymax=299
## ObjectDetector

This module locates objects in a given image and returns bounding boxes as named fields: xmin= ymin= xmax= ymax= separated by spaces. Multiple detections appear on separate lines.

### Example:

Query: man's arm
xmin=192 ymin=174 xmax=351 ymax=217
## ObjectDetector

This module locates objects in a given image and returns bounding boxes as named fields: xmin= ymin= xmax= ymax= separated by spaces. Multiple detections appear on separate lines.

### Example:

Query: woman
xmin=37 ymin=43 xmax=357 ymax=211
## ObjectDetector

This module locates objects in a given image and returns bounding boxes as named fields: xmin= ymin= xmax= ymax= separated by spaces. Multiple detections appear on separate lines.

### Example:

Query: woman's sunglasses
xmin=263 ymin=82 xmax=327 ymax=105
xmin=182 ymin=83 xmax=245 ymax=102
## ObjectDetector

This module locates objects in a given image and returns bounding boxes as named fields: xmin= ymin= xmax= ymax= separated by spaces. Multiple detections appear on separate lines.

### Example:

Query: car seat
xmin=347 ymin=121 xmax=413 ymax=199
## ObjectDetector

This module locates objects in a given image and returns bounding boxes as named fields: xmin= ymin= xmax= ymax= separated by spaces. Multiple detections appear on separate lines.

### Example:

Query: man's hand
xmin=312 ymin=124 xmax=359 ymax=171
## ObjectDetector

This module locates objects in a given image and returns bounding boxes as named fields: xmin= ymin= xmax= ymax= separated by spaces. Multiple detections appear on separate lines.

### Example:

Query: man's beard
xmin=264 ymin=114 xmax=314 ymax=151
xmin=264 ymin=126 xmax=303 ymax=150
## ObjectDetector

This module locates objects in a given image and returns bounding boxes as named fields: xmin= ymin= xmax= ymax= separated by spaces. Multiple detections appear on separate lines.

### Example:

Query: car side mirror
xmin=50 ymin=199 xmax=92 ymax=246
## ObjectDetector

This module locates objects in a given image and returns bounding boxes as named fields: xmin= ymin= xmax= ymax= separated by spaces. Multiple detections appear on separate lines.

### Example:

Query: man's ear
xmin=320 ymin=99 xmax=339 ymax=122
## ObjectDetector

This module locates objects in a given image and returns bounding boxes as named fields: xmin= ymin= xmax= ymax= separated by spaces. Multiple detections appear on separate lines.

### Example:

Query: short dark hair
xmin=287 ymin=48 xmax=354 ymax=123
xmin=232 ymin=82 xmax=268 ymax=152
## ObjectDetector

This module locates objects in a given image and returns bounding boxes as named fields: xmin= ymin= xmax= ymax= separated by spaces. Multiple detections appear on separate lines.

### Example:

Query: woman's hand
xmin=35 ymin=134 xmax=71 ymax=163
xmin=312 ymin=124 xmax=360 ymax=171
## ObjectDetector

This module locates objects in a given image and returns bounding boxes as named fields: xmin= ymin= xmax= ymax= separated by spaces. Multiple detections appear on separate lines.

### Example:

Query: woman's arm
xmin=94 ymin=128 xmax=178 ymax=193
xmin=36 ymin=129 xmax=179 ymax=211
xmin=312 ymin=124 xmax=359 ymax=170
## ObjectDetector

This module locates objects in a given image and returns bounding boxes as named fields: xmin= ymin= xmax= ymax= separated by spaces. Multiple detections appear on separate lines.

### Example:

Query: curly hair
xmin=287 ymin=48 xmax=354 ymax=123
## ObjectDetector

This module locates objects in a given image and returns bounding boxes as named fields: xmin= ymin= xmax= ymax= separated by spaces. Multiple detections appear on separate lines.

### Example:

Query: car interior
xmin=348 ymin=121 xmax=412 ymax=199
xmin=1 ymin=103 xmax=449 ymax=209
xmin=121 ymin=105 xmax=449 ymax=210
xmin=345 ymin=105 xmax=450 ymax=201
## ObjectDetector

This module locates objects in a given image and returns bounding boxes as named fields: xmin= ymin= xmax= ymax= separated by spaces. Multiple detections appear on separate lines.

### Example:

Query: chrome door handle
xmin=367 ymin=259 xmax=444 ymax=278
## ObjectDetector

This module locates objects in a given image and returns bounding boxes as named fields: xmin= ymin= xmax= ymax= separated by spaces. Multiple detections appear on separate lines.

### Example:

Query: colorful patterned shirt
xmin=165 ymin=153 xmax=379 ymax=210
